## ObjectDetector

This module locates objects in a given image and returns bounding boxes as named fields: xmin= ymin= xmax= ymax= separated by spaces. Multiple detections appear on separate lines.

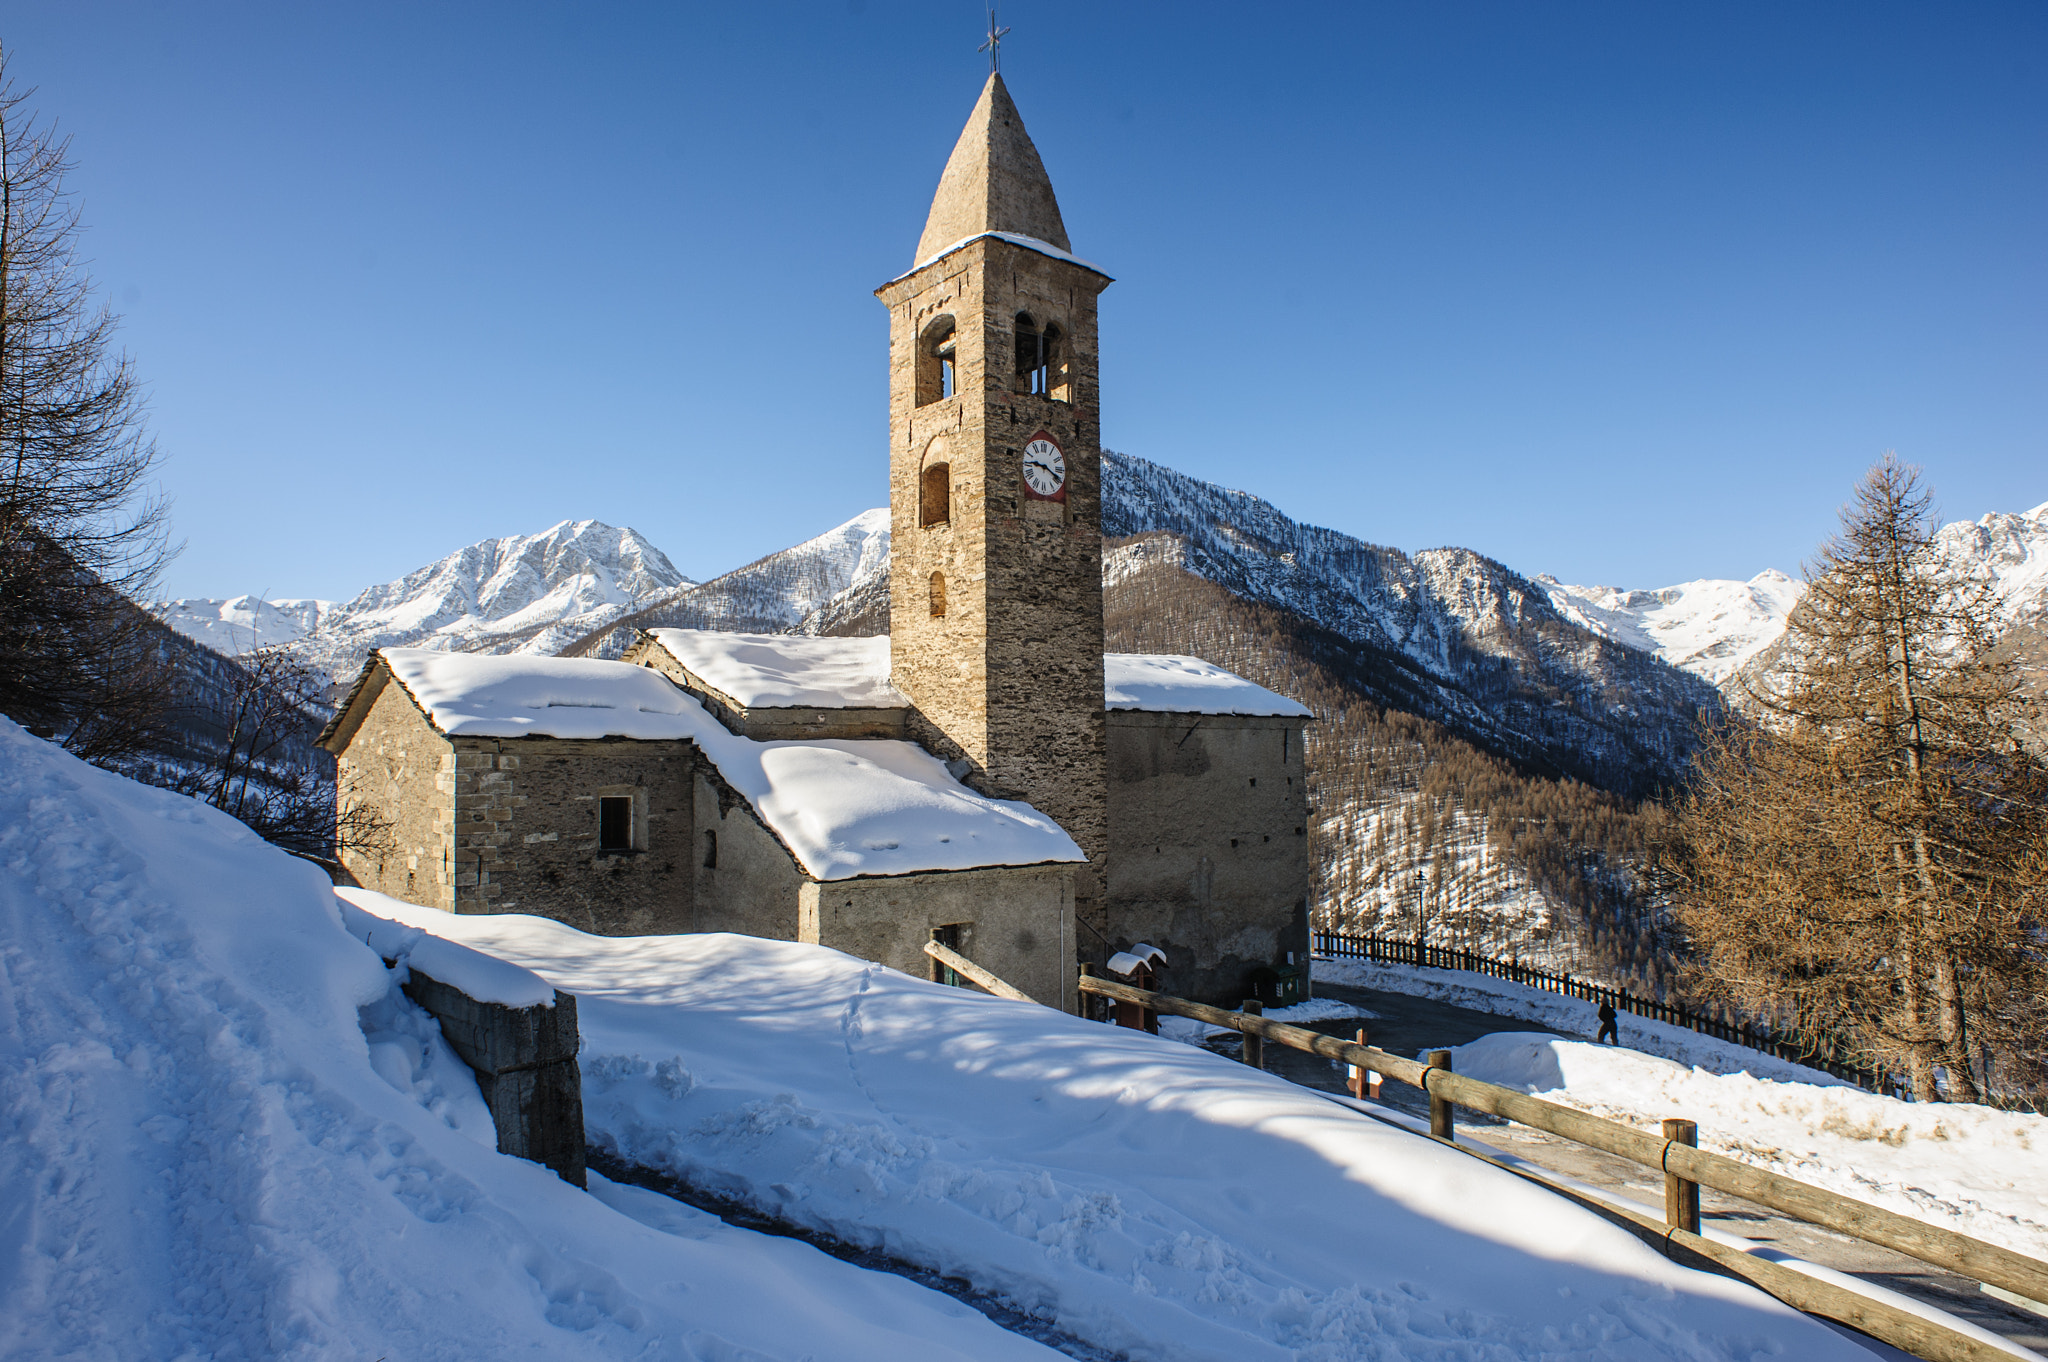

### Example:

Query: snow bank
xmin=343 ymin=889 xmax=1894 ymax=1362
xmin=647 ymin=629 xmax=909 ymax=708
xmin=1452 ymin=1033 xmax=2048 ymax=1264
xmin=1314 ymin=955 xmax=1853 ymax=1085
xmin=339 ymin=893 xmax=557 ymax=1008
xmin=1104 ymin=653 xmax=1313 ymax=716
xmin=0 ymin=716 xmax=1058 ymax=1360
xmin=379 ymin=648 xmax=1084 ymax=879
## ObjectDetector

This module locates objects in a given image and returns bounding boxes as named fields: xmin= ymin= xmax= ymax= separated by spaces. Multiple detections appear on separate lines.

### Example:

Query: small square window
xmin=598 ymin=796 xmax=633 ymax=851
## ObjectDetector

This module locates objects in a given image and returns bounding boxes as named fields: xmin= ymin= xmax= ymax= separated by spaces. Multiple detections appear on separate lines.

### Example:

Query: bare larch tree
xmin=1665 ymin=457 xmax=2048 ymax=1103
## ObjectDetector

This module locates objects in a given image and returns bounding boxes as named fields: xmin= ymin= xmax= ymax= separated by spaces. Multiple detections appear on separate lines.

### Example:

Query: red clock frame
xmin=1021 ymin=431 xmax=1068 ymax=504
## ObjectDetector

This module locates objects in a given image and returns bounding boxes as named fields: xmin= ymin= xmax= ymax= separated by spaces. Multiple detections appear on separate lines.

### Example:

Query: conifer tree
xmin=0 ymin=47 xmax=175 ymax=761
xmin=1665 ymin=457 xmax=2048 ymax=1102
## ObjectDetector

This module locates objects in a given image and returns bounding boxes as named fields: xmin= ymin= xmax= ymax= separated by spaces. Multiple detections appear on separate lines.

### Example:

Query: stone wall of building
xmin=440 ymin=736 xmax=698 ymax=935
xmin=878 ymin=236 xmax=1112 ymax=940
xmin=799 ymin=863 xmax=1076 ymax=1012
xmin=690 ymin=769 xmax=807 ymax=939
xmin=335 ymin=672 xmax=457 ymax=908
xmin=1104 ymin=710 xmax=1311 ymax=1005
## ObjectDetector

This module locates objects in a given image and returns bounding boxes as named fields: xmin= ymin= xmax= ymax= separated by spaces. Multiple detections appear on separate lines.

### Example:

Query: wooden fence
xmin=1077 ymin=970 xmax=2043 ymax=1362
xmin=1314 ymin=930 xmax=1887 ymax=1091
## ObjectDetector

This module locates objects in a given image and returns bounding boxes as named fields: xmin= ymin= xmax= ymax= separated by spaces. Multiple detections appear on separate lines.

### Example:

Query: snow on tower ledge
xmin=369 ymin=648 xmax=1084 ymax=881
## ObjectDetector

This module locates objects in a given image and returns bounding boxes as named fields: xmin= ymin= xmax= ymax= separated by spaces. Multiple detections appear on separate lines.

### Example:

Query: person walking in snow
xmin=1596 ymin=1001 xmax=1619 ymax=1045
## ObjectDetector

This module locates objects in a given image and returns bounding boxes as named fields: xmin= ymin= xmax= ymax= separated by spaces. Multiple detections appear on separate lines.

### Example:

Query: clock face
xmin=1021 ymin=436 xmax=1066 ymax=500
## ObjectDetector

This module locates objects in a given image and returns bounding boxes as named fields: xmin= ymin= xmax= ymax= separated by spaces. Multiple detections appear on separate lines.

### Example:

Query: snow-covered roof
xmin=372 ymin=648 xmax=1083 ymax=881
xmin=636 ymin=631 xmax=1309 ymax=718
xmin=384 ymin=649 xmax=704 ymax=741
xmin=1103 ymin=654 xmax=1313 ymax=717
xmin=646 ymin=630 xmax=908 ymax=709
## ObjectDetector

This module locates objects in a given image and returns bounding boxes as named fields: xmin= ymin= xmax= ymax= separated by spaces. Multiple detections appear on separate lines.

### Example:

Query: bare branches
xmin=0 ymin=46 xmax=175 ymax=756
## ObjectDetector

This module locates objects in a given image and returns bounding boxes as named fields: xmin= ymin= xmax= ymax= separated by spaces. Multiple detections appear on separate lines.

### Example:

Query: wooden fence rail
xmin=1076 ymin=971 xmax=2047 ymax=1362
xmin=1314 ymin=931 xmax=1887 ymax=1091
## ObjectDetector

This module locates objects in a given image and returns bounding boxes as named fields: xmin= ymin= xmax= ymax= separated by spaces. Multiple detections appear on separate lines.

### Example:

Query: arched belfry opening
xmin=1014 ymin=313 xmax=1067 ymax=401
xmin=917 ymin=315 xmax=957 ymax=406
xmin=920 ymin=461 xmax=951 ymax=527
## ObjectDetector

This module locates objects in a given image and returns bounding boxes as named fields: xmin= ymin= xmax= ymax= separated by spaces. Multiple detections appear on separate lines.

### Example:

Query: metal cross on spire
xmin=978 ymin=7 xmax=1010 ymax=72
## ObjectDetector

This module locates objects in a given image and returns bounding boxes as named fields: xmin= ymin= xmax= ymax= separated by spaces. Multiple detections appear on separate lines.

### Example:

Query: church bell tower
xmin=876 ymin=73 xmax=1112 ymax=932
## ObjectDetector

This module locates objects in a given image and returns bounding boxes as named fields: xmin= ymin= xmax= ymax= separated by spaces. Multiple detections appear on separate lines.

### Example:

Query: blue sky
xmin=7 ymin=2 xmax=2044 ymax=601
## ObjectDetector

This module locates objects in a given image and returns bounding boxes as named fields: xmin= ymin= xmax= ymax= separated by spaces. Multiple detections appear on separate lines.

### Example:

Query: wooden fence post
xmin=1348 ymin=1028 xmax=1381 ymax=1100
xmin=1663 ymin=1118 xmax=1701 ymax=1235
xmin=1428 ymin=1049 xmax=1454 ymax=1139
xmin=1242 ymin=1000 xmax=1265 ymax=1069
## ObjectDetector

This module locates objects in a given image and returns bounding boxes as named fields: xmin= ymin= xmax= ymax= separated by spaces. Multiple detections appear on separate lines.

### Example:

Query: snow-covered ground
xmin=1318 ymin=958 xmax=2048 ymax=1267
xmin=0 ymin=716 xmax=1064 ymax=1361
xmin=1 ymin=712 xmax=1999 ymax=1359
xmin=1453 ymin=1034 xmax=2048 ymax=1266
xmin=346 ymin=889 xmax=1901 ymax=1362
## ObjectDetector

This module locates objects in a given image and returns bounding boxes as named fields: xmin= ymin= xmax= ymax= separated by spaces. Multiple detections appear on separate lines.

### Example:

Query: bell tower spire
xmin=876 ymin=74 xmax=1112 ymax=940
xmin=915 ymin=73 xmax=1071 ymax=265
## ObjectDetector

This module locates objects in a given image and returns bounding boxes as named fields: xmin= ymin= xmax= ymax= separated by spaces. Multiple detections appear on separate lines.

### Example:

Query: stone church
xmin=321 ymin=73 xmax=1312 ymax=1008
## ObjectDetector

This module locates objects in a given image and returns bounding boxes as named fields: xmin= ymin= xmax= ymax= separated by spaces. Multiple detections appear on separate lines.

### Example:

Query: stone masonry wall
xmin=799 ymin=863 xmax=1076 ymax=1012
xmin=445 ymin=736 xmax=697 ymax=935
xmin=1104 ymin=711 xmax=1311 ymax=1006
xmin=336 ymin=674 xmax=457 ymax=909
xmin=691 ymin=769 xmax=807 ymax=939
xmin=878 ymin=236 xmax=1112 ymax=939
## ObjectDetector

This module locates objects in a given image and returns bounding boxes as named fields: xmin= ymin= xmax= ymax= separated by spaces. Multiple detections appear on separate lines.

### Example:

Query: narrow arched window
xmin=929 ymin=571 xmax=947 ymax=618
xmin=1014 ymin=313 xmax=1047 ymax=396
xmin=917 ymin=316 xmax=957 ymax=406
xmin=920 ymin=462 xmax=950 ymax=527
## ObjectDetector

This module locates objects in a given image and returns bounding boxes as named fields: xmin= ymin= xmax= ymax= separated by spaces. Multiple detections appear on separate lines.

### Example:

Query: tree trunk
xmin=1931 ymin=952 xmax=1979 ymax=1103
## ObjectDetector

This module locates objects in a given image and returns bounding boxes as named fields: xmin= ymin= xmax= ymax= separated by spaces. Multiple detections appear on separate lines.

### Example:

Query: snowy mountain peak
xmin=158 ymin=520 xmax=694 ymax=685
xmin=1537 ymin=570 xmax=1805 ymax=686
xmin=1541 ymin=499 xmax=2048 ymax=690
